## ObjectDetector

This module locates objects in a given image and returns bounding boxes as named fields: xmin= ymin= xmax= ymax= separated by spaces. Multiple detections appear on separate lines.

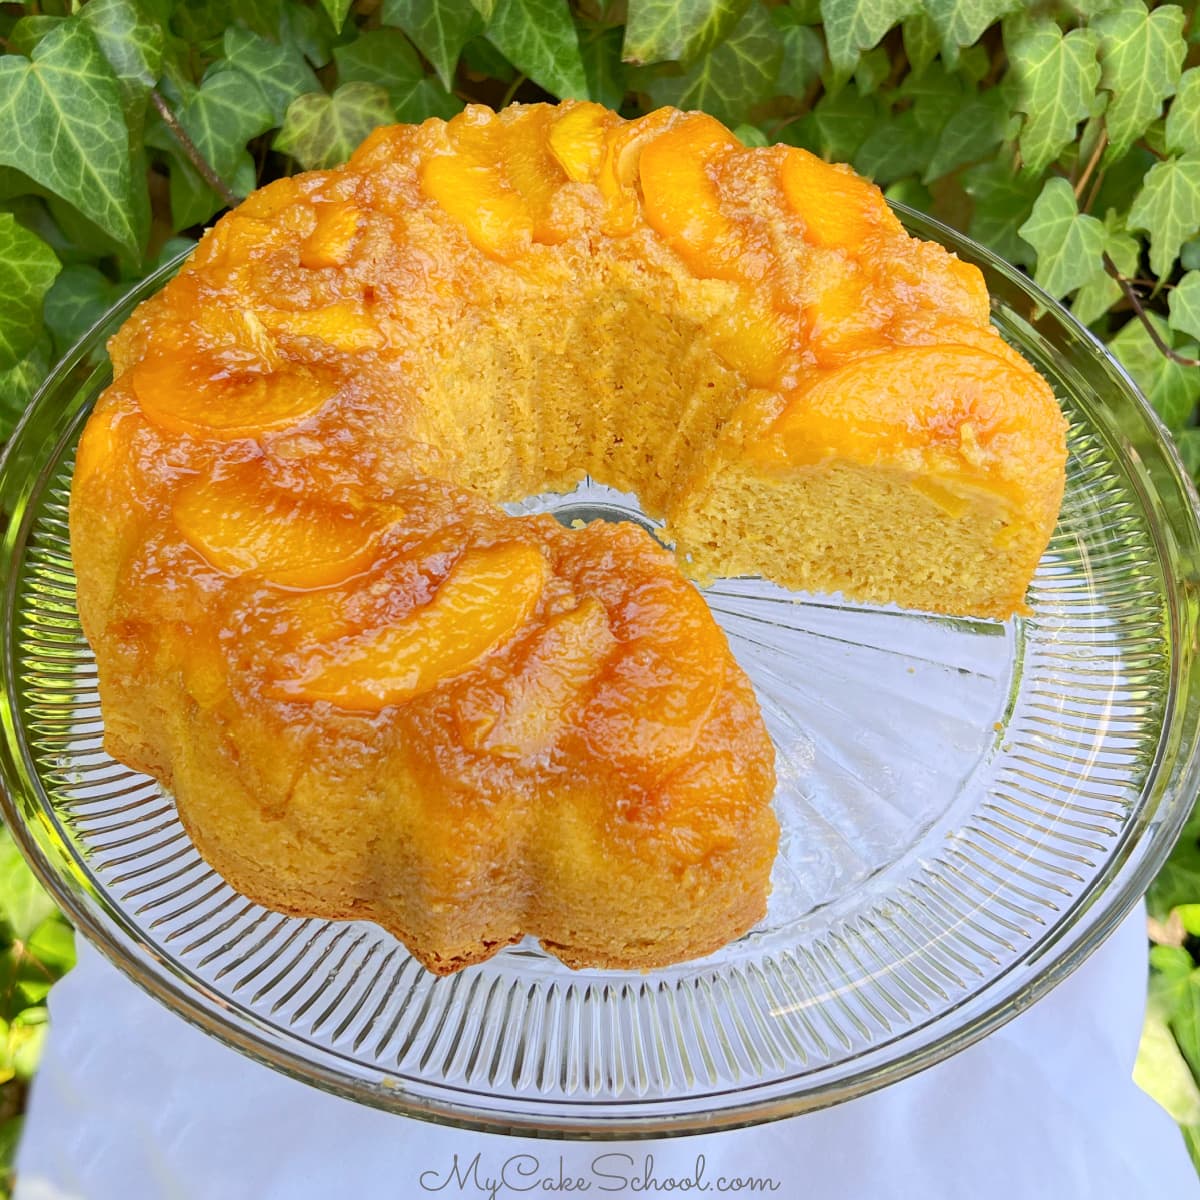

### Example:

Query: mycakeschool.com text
xmin=417 ymin=1153 xmax=783 ymax=1198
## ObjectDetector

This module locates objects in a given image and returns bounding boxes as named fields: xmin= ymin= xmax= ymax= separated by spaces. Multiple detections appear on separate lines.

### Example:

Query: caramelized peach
xmin=272 ymin=543 xmax=549 ymax=710
xmin=709 ymin=297 xmax=793 ymax=387
xmin=458 ymin=596 xmax=615 ymax=757
xmin=779 ymin=148 xmax=902 ymax=249
xmin=638 ymin=114 xmax=743 ymax=280
xmin=596 ymin=107 xmax=677 ymax=234
xmin=131 ymin=354 xmax=335 ymax=440
xmin=74 ymin=405 xmax=120 ymax=487
xmin=498 ymin=107 xmax=569 ymax=245
xmin=300 ymin=201 xmax=363 ymax=269
xmin=421 ymin=154 xmax=533 ymax=261
xmin=261 ymin=302 xmax=384 ymax=353
xmin=805 ymin=263 xmax=882 ymax=365
xmin=172 ymin=462 xmax=377 ymax=586
xmin=581 ymin=577 xmax=726 ymax=776
xmin=764 ymin=345 xmax=1049 ymax=475
xmin=547 ymin=102 xmax=612 ymax=183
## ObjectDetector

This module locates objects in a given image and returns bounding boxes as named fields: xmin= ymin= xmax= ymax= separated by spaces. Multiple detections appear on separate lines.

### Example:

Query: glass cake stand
xmin=2 ymin=210 xmax=1199 ymax=1137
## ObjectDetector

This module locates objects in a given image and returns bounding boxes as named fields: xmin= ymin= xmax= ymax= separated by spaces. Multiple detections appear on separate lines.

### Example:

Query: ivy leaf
xmin=925 ymin=89 xmax=1008 ymax=181
xmin=382 ymin=0 xmax=484 ymax=92
xmin=461 ymin=35 xmax=518 ymax=83
xmin=1093 ymin=141 xmax=1158 ymax=216
xmin=853 ymin=45 xmax=891 ymax=97
xmin=394 ymin=77 xmax=464 ymax=123
xmin=224 ymin=27 xmax=321 ymax=125
xmin=1169 ymin=270 xmax=1200 ymax=343
xmin=924 ymin=0 xmax=1020 ymax=66
xmin=275 ymin=82 xmax=396 ymax=170
xmin=777 ymin=25 xmax=824 ymax=99
xmin=80 ymin=0 xmax=163 ymax=92
xmin=334 ymin=29 xmax=461 ymax=121
xmin=486 ymin=0 xmax=590 ymax=100
xmin=1093 ymin=2 xmax=1185 ymax=161
xmin=43 ymin=263 xmax=123 ymax=356
xmin=0 ymin=18 xmax=140 ymax=256
xmin=804 ymin=86 xmax=883 ymax=161
xmin=1108 ymin=311 xmax=1200 ymax=431
xmin=335 ymin=29 xmax=423 ymax=97
xmin=820 ymin=0 xmax=920 ymax=84
xmin=78 ymin=0 xmax=162 ymax=264
xmin=1 ymin=1010 xmax=48 ymax=1082
xmin=9 ymin=17 xmax=64 ymax=58
xmin=0 ymin=335 xmax=50 ymax=439
xmin=26 ymin=915 xmax=75 ymax=979
xmin=1071 ymin=215 xmax=1138 ymax=327
xmin=854 ymin=108 xmax=929 ymax=184
xmin=280 ymin=2 xmax=335 ymax=69
xmin=646 ymin=3 xmax=782 ymax=126
xmin=1168 ymin=970 xmax=1200 ymax=1083
xmin=885 ymin=177 xmax=933 ymax=211
xmin=623 ymin=0 xmax=751 ymax=67
xmin=1166 ymin=67 xmax=1200 ymax=156
xmin=1138 ymin=1009 xmax=1200 ymax=1146
xmin=900 ymin=62 xmax=965 ymax=135
xmin=790 ymin=0 xmax=824 ymax=23
xmin=581 ymin=26 xmax=627 ymax=110
xmin=167 ymin=154 xmax=255 ymax=233
xmin=0 ymin=829 xmax=56 ymax=944
xmin=1128 ymin=151 xmax=1200 ymax=277
xmin=1007 ymin=21 xmax=1101 ymax=176
xmin=149 ymin=65 xmax=274 ymax=227
xmin=1018 ymin=178 xmax=1107 ymax=300
xmin=902 ymin=12 xmax=941 ymax=76
xmin=963 ymin=159 xmax=1040 ymax=266
xmin=170 ymin=0 xmax=235 ymax=44
xmin=1176 ymin=429 xmax=1200 ymax=481
xmin=318 ymin=0 xmax=354 ymax=34
xmin=0 ymin=214 xmax=60 ymax=370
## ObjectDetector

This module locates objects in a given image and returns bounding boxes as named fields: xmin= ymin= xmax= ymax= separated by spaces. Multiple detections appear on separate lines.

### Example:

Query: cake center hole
xmin=551 ymin=498 xmax=659 ymax=535
xmin=506 ymin=479 xmax=666 ymax=540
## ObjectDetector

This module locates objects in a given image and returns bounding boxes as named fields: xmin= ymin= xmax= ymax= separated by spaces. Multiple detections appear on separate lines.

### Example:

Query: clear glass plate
xmin=2 ymin=209 xmax=1199 ymax=1137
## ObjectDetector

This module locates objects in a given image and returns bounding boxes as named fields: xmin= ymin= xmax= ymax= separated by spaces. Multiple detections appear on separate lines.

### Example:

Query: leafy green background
xmin=1 ymin=0 xmax=1200 ymax=1187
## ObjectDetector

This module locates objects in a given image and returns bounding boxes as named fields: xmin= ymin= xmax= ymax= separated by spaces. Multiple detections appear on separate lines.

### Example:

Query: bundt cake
xmin=69 ymin=101 xmax=1067 ymax=975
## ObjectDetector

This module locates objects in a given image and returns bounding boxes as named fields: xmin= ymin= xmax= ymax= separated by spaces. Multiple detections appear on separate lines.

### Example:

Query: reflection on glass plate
xmin=2 ymin=209 xmax=1199 ymax=1137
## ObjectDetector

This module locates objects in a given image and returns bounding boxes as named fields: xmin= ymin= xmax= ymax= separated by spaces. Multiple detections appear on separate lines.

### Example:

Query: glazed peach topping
xmin=84 ymin=101 xmax=998 ymax=750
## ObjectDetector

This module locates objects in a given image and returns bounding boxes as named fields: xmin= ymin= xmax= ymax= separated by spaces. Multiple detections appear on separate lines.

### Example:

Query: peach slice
xmin=596 ymin=107 xmax=678 ymax=235
xmin=497 ymin=107 xmax=569 ymax=245
xmin=779 ymin=148 xmax=902 ymax=249
xmin=638 ymin=114 xmax=743 ymax=280
xmin=458 ymin=596 xmax=616 ymax=757
xmin=260 ymin=302 xmax=384 ymax=353
xmin=581 ymin=577 xmax=726 ymax=775
xmin=131 ymin=353 xmax=335 ymax=440
xmin=709 ymin=297 xmax=793 ymax=387
xmin=805 ymin=264 xmax=881 ymax=365
xmin=763 ymin=345 xmax=1060 ymax=476
xmin=272 ymin=543 xmax=549 ymax=711
xmin=172 ymin=462 xmax=377 ymax=587
xmin=547 ymin=102 xmax=612 ymax=183
xmin=420 ymin=153 xmax=534 ymax=261
xmin=300 ymin=201 xmax=363 ymax=269
xmin=74 ymin=405 xmax=121 ymax=488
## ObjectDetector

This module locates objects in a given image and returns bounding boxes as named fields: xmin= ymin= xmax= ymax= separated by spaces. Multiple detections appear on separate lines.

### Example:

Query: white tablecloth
xmin=16 ymin=906 xmax=1198 ymax=1200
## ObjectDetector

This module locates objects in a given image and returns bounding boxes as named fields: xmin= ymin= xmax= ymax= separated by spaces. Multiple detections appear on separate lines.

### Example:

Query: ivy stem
xmin=150 ymin=89 xmax=240 ymax=210
xmin=1103 ymin=252 xmax=1200 ymax=368
xmin=499 ymin=73 xmax=528 ymax=109
xmin=1074 ymin=129 xmax=1107 ymax=202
